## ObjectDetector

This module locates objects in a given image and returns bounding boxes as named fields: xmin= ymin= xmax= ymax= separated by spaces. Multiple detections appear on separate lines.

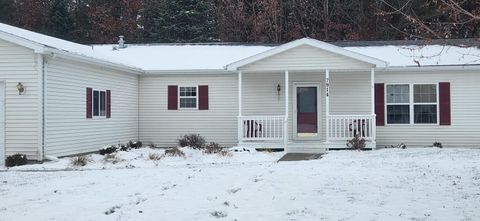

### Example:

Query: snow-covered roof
xmin=0 ymin=23 xmax=140 ymax=71
xmin=1 ymin=22 xmax=480 ymax=72
xmin=346 ymin=45 xmax=480 ymax=67
xmin=92 ymin=44 xmax=272 ymax=71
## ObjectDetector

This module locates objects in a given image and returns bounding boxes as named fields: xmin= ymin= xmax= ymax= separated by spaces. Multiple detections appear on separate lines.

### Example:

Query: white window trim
xmin=178 ymin=86 xmax=198 ymax=110
xmin=385 ymin=83 xmax=439 ymax=126
xmin=92 ymin=89 xmax=107 ymax=119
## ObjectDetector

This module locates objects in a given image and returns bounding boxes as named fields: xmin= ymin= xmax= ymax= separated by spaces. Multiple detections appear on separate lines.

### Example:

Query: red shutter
xmin=198 ymin=85 xmax=209 ymax=110
xmin=106 ymin=90 xmax=111 ymax=118
xmin=86 ymin=87 xmax=92 ymax=119
xmin=374 ymin=83 xmax=385 ymax=126
xmin=439 ymin=82 xmax=451 ymax=125
xmin=168 ymin=85 xmax=178 ymax=110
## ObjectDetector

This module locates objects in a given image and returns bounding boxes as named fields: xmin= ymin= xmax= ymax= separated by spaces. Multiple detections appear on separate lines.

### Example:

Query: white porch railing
xmin=327 ymin=114 xmax=376 ymax=141
xmin=238 ymin=115 xmax=286 ymax=142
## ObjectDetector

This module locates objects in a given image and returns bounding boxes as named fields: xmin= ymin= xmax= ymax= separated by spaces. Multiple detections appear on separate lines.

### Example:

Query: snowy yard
xmin=1 ymin=148 xmax=479 ymax=221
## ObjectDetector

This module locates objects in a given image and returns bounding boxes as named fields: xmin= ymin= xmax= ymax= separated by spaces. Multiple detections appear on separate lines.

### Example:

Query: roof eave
xmin=0 ymin=30 xmax=46 ymax=54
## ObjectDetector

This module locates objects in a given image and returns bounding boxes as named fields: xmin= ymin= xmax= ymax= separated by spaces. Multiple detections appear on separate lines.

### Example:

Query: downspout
xmin=36 ymin=54 xmax=45 ymax=161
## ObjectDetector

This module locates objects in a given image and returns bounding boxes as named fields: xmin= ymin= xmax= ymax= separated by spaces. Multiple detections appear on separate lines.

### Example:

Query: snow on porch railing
xmin=327 ymin=115 xmax=376 ymax=141
xmin=238 ymin=115 xmax=285 ymax=141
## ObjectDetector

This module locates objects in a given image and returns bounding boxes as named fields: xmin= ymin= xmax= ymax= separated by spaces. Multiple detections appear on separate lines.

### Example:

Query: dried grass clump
xmin=204 ymin=142 xmax=232 ymax=157
xmin=164 ymin=147 xmax=186 ymax=157
xmin=148 ymin=152 xmax=162 ymax=161
xmin=103 ymin=153 xmax=123 ymax=164
xmin=70 ymin=155 xmax=90 ymax=167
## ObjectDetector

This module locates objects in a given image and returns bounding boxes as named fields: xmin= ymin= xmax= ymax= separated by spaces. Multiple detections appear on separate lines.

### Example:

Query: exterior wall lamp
xmin=277 ymin=84 xmax=281 ymax=95
xmin=17 ymin=82 xmax=25 ymax=95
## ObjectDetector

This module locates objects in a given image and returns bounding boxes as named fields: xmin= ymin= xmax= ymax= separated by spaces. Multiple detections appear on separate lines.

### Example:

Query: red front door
xmin=296 ymin=86 xmax=318 ymax=135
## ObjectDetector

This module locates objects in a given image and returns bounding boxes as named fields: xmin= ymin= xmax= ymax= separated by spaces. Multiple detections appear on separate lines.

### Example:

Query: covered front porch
xmin=226 ymin=38 xmax=386 ymax=153
xmin=236 ymin=69 xmax=377 ymax=152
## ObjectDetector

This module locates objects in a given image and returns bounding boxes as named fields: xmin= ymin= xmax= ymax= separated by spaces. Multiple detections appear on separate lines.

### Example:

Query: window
xmin=93 ymin=90 xmax=106 ymax=117
xmin=386 ymin=84 xmax=410 ymax=124
xmin=414 ymin=84 xmax=437 ymax=124
xmin=386 ymin=84 xmax=438 ymax=125
xmin=179 ymin=86 xmax=197 ymax=109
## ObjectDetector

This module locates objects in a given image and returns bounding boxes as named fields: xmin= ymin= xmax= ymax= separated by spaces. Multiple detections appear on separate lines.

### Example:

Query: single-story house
xmin=1 ymin=22 xmax=480 ymax=165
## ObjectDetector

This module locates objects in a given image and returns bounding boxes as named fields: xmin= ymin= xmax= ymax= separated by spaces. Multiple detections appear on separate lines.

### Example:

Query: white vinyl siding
xmin=45 ymin=57 xmax=139 ymax=157
xmin=240 ymin=45 xmax=374 ymax=71
xmin=376 ymin=70 xmax=480 ymax=148
xmin=139 ymin=74 xmax=238 ymax=147
xmin=0 ymin=39 xmax=40 ymax=160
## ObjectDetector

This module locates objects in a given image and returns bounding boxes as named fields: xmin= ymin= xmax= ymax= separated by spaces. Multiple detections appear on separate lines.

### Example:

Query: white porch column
xmin=370 ymin=68 xmax=377 ymax=143
xmin=325 ymin=69 xmax=330 ymax=142
xmin=238 ymin=71 xmax=243 ymax=144
xmin=284 ymin=70 xmax=289 ymax=149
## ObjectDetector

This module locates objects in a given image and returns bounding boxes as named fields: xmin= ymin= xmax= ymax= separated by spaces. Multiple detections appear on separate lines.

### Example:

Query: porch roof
xmin=225 ymin=38 xmax=388 ymax=71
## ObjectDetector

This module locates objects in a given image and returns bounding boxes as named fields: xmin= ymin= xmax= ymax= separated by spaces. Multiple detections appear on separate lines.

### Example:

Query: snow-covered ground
xmin=1 ymin=148 xmax=479 ymax=221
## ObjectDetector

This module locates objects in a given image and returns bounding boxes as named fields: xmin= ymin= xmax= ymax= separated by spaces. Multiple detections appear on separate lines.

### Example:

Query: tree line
xmin=0 ymin=0 xmax=478 ymax=44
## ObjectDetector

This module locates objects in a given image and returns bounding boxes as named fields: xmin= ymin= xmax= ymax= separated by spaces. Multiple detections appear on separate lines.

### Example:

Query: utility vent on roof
xmin=118 ymin=35 xmax=127 ymax=49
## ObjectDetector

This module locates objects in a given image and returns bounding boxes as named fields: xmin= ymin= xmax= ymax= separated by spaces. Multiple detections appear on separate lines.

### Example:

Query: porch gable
xmin=226 ymin=38 xmax=388 ymax=71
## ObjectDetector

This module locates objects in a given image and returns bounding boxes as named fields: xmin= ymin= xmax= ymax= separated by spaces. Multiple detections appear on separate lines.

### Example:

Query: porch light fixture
xmin=16 ymin=82 xmax=25 ymax=95
xmin=277 ymin=84 xmax=281 ymax=95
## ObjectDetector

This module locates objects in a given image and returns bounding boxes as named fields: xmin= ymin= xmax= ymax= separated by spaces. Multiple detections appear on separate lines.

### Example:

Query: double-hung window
xmin=386 ymin=84 xmax=410 ymax=124
xmin=413 ymin=84 xmax=437 ymax=124
xmin=93 ymin=90 xmax=106 ymax=117
xmin=179 ymin=86 xmax=197 ymax=109
xmin=386 ymin=84 xmax=438 ymax=125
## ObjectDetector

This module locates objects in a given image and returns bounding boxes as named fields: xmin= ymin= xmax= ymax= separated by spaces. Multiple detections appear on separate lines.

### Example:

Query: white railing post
xmin=284 ymin=70 xmax=289 ymax=150
xmin=325 ymin=69 xmax=330 ymax=142
xmin=371 ymin=68 xmax=377 ymax=147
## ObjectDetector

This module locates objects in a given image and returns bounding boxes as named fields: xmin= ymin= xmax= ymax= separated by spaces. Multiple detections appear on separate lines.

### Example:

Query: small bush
xmin=99 ymin=146 xmax=118 ymax=155
xmin=70 ymin=155 xmax=90 ymax=167
xmin=164 ymin=147 xmax=186 ymax=157
xmin=148 ymin=153 xmax=162 ymax=161
xmin=433 ymin=142 xmax=443 ymax=148
xmin=178 ymin=134 xmax=206 ymax=149
xmin=346 ymin=135 xmax=366 ymax=150
xmin=128 ymin=140 xmax=143 ymax=149
xmin=5 ymin=154 xmax=28 ymax=167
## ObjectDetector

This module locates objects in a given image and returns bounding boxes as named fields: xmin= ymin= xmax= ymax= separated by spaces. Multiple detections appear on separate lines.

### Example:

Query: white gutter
xmin=144 ymin=69 xmax=234 ymax=75
xmin=382 ymin=64 xmax=480 ymax=72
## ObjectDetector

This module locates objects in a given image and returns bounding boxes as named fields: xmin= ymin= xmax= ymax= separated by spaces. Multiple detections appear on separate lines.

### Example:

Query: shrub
xmin=128 ymin=140 xmax=143 ymax=149
xmin=148 ymin=153 xmax=162 ymax=161
xmin=70 ymin=155 xmax=90 ymax=167
xmin=178 ymin=134 xmax=206 ymax=149
xmin=99 ymin=146 xmax=118 ymax=155
xmin=164 ymin=147 xmax=186 ymax=157
xmin=433 ymin=142 xmax=443 ymax=148
xmin=204 ymin=142 xmax=223 ymax=154
xmin=5 ymin=154 xmax=28 ymax=167
xmin=346 ymin=135 xmax=366 ymax=150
